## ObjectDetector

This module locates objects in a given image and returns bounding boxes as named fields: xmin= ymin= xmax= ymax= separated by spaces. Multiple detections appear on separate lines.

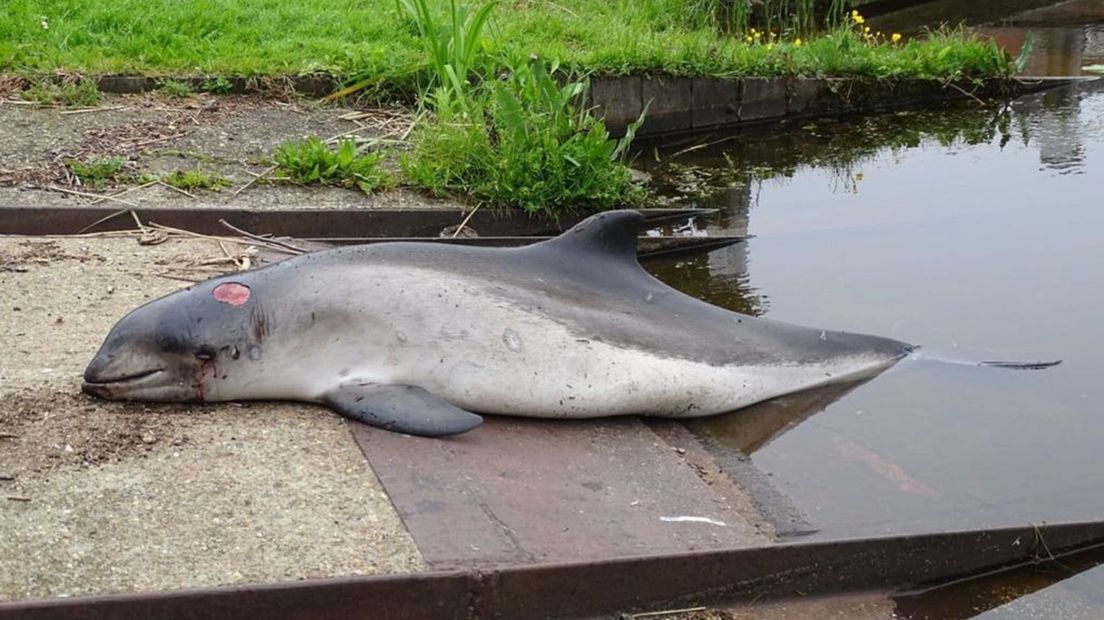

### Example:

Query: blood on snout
xmin=213 ymin=282 xmax=251 ymax=307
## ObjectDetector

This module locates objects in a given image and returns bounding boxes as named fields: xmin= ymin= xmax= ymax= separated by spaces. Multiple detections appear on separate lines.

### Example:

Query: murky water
xmin=642 ymin=79 xmax=1104 ymax=540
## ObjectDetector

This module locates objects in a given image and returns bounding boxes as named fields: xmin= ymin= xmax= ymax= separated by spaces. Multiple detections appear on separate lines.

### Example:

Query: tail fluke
xmin=978 ymin=360 xmax=1062 ymax=370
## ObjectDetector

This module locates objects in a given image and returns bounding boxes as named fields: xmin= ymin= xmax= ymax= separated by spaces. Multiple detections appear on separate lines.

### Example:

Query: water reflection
xmin=893 ymin=548 xmax=1104 ymax=619
xmin=982 ymin=25 xmax=1104 ymax=77
xmin=642 ymin=79 xmax=1104 ymax=539
xmin=685 ymin=380 xmax=870 ymax=455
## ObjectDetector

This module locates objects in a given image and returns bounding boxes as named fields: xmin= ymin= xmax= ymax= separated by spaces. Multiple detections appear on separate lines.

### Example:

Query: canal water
xmin=642 ymin=78 xmax=1104 ymax=542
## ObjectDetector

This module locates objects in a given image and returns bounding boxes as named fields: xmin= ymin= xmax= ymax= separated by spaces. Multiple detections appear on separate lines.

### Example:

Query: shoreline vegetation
xmin=3 ymin=1 xmax=1028 ymax=214
xmin=5 ymin=1 xmax=1019 ymax=85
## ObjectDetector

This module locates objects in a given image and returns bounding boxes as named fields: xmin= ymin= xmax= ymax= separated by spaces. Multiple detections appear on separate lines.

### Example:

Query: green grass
xmin=64 ymin=156 xmax=125 ymax=188
xmin=402 ymin=54 xmax=646 ymax=214
xmin=22 ymin=78 xmax=101 ymax=106
xmin=394 ymin=0 xmax=645 ymax=215
xmin=274 ymin=137 xmax=393 ymax=193
xmin=160 ymin=169 xmax=231 ymax=191
xmin=158 ymin=79 xmax=194 ymax=98
xmin=3 ymin=0 xmax=1016 ymax=82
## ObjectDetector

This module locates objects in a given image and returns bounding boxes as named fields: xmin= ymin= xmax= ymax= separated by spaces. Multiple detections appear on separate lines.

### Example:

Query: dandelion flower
xmin=891 ymin=33 xmax=902 ymax=43
xmin=794 ymin=38 xmax=802 ymax=47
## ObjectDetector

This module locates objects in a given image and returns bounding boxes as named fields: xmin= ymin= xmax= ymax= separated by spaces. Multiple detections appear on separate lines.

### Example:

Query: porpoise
xmin=83 ymin=210 xmax=914 ymax=436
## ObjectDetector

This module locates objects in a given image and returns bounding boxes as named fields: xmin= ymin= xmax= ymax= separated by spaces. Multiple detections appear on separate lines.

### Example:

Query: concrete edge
xmin=4 ymin=72 xmax=1096 ymax=138
xmin=593 ymin=74 xmax=1100 ymax=137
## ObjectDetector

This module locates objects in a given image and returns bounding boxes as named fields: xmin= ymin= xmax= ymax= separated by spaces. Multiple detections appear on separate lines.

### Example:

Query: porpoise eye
xmin=195 ymin=347 xmax=216 ymax=362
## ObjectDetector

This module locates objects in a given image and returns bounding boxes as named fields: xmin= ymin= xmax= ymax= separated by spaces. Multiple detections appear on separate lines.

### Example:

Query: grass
xmin=3 ymin=0 xmax=1017 ymax=82
xmin=160 ymin=169 xmax=231 ymax=191
xmin=22 ymin=78 xmax=100 ymax=106
xmin=273 ymin=137 xmax=393 ymax=193
xmin=395 ymin=0 xmax=645 ymax=215
xmin=158 ymin=79 xmax=194 ymax=98
xmin=402 ymin=55 xmax=646 ymax=214
xmin=64 ymin=157 xmax=125 ymax=188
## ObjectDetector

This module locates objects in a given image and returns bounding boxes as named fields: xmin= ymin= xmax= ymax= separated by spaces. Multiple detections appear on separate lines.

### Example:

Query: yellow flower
xmin=851 ymin=10 xmax=865 ymax=24
xmin=891 ymin=33 xmax=902 ymax=43
xmin=794 ymin=38 xmax=802 ymax=47
xmin=864 ymin=25 xmax=871 ymax=33
xmin=746 ymin=35 xmax=754 ymax=42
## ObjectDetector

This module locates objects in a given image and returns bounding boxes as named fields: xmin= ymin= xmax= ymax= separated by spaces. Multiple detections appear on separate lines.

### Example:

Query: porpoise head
xmin=83 ymin=279 xmax=269 ymax=403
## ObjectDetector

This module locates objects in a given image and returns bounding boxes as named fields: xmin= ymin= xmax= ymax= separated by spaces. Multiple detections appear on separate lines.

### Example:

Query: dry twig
xmin=452 ymin=205 xmax=481 ymax=238
xmin=218 ymin=219 xmax=307 ymax=254
xmin=630 ymin=607 xmax=707 ymax=619
xmin=44 ymin=186 xmax=140 ymax=208
xmin=59 ymin=105 xmax=128 ymax=116
xmin=89 ymin=180 xmax=159 ymax=205
xmin=157 ymin=180 xmax=198 ymax=199
xmin=230 ymin=164 xmax=278 ymax=198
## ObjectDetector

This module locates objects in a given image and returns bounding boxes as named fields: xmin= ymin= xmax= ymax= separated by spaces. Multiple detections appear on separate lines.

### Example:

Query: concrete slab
xmin=350 ymin=416 xmax=774 ymax=570
xmin=0 ymin=93 xmax=449 ymax=211
xmin=590 ymin=75 xmax=644 ymax=133
xmin=691 ymin=78 xmax=741 ymax=130
xmin=739 ymin=78 xmax=789 ymax=123
xmin=642 ymin=76 xmax=696 ymax=134
xmin=0 ymin=236 xmax=421 ymax=601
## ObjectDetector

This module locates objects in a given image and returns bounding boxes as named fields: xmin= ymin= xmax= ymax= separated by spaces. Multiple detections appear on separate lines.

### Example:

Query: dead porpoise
xmin=83 ymin=210 xmax=915 ymax=437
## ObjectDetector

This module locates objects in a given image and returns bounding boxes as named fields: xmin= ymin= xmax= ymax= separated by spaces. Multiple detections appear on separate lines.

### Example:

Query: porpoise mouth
xmin=81 ymin=368 xmax=164 ymax=397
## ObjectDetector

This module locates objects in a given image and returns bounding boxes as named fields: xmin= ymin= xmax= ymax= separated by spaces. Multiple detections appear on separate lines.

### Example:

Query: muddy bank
xmin=0 ymin=236 xmax=422 ymax=601
xmin=0 ymin=93 xmax=452 ymax=211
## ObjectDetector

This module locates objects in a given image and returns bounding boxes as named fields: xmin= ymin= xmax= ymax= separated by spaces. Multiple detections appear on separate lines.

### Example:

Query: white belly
xmin=309 ymin=267 xmax=885 ymax=419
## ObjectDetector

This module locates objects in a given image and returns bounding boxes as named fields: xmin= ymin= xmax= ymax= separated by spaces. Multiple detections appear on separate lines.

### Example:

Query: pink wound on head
xmin=213 ymin=282 xmax=251 ymax=306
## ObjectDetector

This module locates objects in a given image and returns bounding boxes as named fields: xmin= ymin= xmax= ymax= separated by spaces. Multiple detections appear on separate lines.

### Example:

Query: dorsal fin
xmin=531 ymin=210 xmax=646 ymax=263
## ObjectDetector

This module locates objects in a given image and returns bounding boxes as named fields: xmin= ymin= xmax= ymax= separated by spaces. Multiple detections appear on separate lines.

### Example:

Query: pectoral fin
xmin=324 ymin=383 xmax=483 ymax=437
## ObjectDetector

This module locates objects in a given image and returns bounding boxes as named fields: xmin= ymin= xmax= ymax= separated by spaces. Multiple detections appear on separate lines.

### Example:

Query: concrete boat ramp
xmin=4 ymin=235 xmax=1104 ymax=619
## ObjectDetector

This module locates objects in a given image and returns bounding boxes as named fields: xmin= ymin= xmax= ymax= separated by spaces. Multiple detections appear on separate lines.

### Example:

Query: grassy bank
xmin=4 ymin=0 xmax=1016 ymax=82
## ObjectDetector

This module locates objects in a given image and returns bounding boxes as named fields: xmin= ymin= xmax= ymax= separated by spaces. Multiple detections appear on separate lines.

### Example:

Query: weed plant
xmin=397 ymin=0 xmax=644 ymax=215
xmin=23 ymin=79 xmax=100 ymax=106
xmin=159 ymin=79 xmax=194 ymax=98
xmin=161 ymin=169 xmax=231 ymax=191
xmin=64 ymin=157 xmax=125 ymax=188
xmin=274 ymin=137 xmax=393 ymax=193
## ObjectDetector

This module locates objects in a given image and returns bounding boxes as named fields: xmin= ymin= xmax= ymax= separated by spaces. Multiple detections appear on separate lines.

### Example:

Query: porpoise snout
xmin=81 ymin=342 xmax=167 ymax=400
xmin=83 ymin=349 xmax=114 ymax=384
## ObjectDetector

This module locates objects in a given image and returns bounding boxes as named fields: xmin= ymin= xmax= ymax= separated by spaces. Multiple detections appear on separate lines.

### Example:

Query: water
xmin=641 ymin=79 xmax=1104 ymax=539
xmin=981 ymin=22 xmax=1104 ymax=76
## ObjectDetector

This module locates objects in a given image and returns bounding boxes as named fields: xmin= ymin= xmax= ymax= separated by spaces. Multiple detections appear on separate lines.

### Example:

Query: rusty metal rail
xmin=0 ymin=206 xmax=713 ymax=238
xmin=5 ymin=520 xmax=1104 ymax=620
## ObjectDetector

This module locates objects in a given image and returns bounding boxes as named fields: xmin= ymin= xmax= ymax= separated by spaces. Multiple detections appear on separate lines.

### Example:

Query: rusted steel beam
xmin=4 ymin=521 xmax=1104 ymax=620
xmin=252 ymin=235 xmax=747 ymax=261
xmin=0 ymin=206 xmax=713 ymax=238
